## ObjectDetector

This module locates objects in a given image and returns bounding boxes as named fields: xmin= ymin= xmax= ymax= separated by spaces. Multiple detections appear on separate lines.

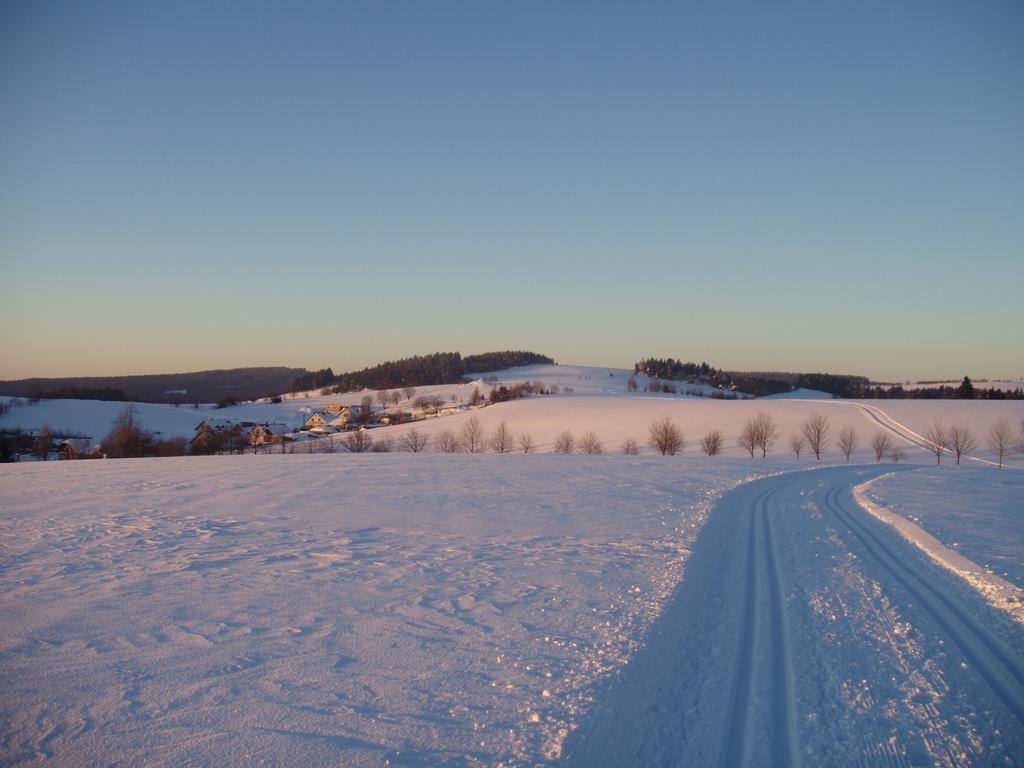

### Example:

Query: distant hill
xmin=290 ymin=351 xmax=556 ymax=393
xmin=0 ymin=367 xmax=307 ymax=405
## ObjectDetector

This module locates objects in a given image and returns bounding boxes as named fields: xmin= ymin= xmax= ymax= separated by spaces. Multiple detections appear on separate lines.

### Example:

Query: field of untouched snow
xmin=863 ymin=466 xmax=1024 ymax=589
xmin=0 ymin=453 xmax=768 ymax=766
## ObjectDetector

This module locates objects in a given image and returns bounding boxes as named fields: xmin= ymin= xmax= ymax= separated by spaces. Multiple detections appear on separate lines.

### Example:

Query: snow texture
xmin=0 ymin=454 xmax=756 ymax=766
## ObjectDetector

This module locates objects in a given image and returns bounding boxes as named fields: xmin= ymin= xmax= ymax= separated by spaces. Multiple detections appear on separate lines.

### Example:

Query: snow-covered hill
xmin=4 ymin=364 xmax=1021 ymax=466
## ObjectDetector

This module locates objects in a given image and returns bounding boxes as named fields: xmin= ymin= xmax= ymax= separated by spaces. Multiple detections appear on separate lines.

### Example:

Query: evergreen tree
xmin=956 ymin=376 xmax=975 ymax=399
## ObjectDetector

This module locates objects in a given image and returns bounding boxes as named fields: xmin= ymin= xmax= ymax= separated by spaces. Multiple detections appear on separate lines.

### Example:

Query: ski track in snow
xmin=565 ymin=466 xmax=1024 ymax=767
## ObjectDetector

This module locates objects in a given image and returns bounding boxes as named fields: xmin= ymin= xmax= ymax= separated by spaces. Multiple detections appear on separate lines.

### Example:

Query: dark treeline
xmin=732 ymin=371 xmax=870 ymax=398
xmin=635 ymin=358 xmax=792 ymax=397
xmin=31 ymin=386 xmax=128 ymax=401
xmin=487 ymin=381 xmax=553 ymax=403
xmin=861 ymin=380 xmax=1023 ymax=400
xmin=0 ymin=367 xmax=305 ymax=404
xmin=637 ymin=359 xmax=1023 ymax=400
xmin=291 ymin=351 xmax=555 ymax=393
xmin=463 ymin=351 xmax=554 ymax=374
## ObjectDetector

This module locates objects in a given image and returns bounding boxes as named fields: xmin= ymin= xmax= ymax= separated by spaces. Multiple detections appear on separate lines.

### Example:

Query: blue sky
xmin=1 ymin=1 xmax=1022 ymax=381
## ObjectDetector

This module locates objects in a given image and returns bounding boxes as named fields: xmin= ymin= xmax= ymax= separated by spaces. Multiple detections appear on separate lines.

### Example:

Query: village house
xmin=303 ymin=412 xmax=329 ymax=431
xmin=248 ymin=424 xmax=274 ymax=446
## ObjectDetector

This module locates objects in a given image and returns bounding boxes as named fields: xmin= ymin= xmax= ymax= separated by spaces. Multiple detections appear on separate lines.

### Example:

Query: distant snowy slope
xmin=3 ymin=364 xmax=1021 ymax=466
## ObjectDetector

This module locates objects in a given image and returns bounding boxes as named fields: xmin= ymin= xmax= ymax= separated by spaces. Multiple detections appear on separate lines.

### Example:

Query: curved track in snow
xmin=564 ymin=465 xmax=1024 ymax=767
xmin=720 ymin=482 xmax=799 ymax=768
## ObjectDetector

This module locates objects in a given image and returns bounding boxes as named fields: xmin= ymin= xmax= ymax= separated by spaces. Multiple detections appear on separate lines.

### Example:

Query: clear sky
xmin=1 ymin=1 xmax=1022 ymax=382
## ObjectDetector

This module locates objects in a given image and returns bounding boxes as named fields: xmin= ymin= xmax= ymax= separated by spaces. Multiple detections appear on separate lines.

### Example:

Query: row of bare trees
xmin=922 ymin=417 xmax=1024 ymax=468
xmin=311 ymin=413 xmax=1024 ymax=465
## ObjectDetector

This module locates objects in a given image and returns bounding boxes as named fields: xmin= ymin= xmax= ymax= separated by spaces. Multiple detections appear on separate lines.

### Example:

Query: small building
xmin=303 ymin=412 xmax=329 ymax=430
xmin=248 ymin=424 xmax=273 ymax=446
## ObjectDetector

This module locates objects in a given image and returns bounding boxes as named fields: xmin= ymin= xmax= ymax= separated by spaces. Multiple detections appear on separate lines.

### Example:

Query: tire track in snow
xmin=720 ymin=483 xmax=799 ymax=768
xmin=823 ymin=482 xmax=1024 ymax=724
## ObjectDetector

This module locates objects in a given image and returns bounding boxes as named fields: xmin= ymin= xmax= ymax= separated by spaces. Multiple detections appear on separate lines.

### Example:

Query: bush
xmin=621 ymin=438 xmax=639 ymax=455
xmin=399 ymin=429 xmax=429 ymax=452
xmin=489 ymin=422 xmax=514 ymax=453
xmin=434 ymin=430 xmax=460 ymax=453
xmin=370 ymin=435 xmax=393 ymax=453
xmin=554 ymin=430 xmax=575 ymax=454
xmin=579 ymin=431 xmax=603 ymax=454
xmin=343 ymin=430 xmax=373 ymax=453
xmin=701 ymin=430 xmax=724 ymax=456
xmin=649 ymin=417 xmax=684 ymax=455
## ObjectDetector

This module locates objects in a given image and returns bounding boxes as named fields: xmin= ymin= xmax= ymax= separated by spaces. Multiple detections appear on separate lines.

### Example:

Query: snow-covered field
xmin=2 ymin=366 xmax=1023 ymax=766
xmin=0 ymin=454 xmax=764 ymax=766
xmin=864 ymin=467 xmax=1024 ymax=589
xmin=567 ymin=465 xmax=1024 ymax=766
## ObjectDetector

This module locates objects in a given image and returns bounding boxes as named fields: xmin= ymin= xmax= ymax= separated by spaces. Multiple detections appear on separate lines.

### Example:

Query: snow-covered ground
xmin=566 ymin=465 xmax=1024 ymax=766
xmin=863 ymin=467 xmax=1024 ymax=589
xmin=2 ymin=365 xmax=1023 ymax=765
xmin=0 ymin=454 xmax=765 ymax=766
xmin=3 ymin=455 xmax=1021 ymax=766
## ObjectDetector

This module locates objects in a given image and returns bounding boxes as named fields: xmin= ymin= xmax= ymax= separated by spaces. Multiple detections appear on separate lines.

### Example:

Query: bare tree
xmin=923 ymin=418 xmax=948 ymax=465
xmin=377 ymin=390 xmax=391 ymax=413
xmin=701 ymin=430 xmax=724 ymax=456
xmin=390 ymin=391 xmax=402 ymax=406
xmin=838 ymin=426 xmax=858 ymax=461
xmin=579 ymin=431 xmax=603 ymax=454
xmin=947 ymin=424 xmax=976 ymax=466
xmin=649 ymin=417 xmax=684 ymax=455
xmin=490 ymin=421 xmax=514 ymax=453
xmin=399 ymin=429 xmax=429 ymax=453
xmin=987 ymin=419 xmax=1013 ymax=469
xmin=870 ymin=432 xmax=894 ymax=463
xmin=621 ymin=438 xmax=639 ymax=455
xmin=402 ymin=387 xmax=416 ymax=400
xmin=789 ymin=433 xmax=805 ymax=459
xmin=102 ymin=404 xmax=154 ymax=458
xmin=554 ymin=430 xmax=575 ymax=454
xmin=343 ymin=430 xmax=373 ymax=453
xmin=318 ymin=436 xmax=338 ymax=453
xmin=1016 ymin=418 xmax=1024 ymax=455
xmin=434 ymin=430 xmax=460 ymax=453
xmin=888 ymin=446 xmax=907 ymax=463
xmin=360 ymin=395 xmax=374 ymax=420
xmin=801 ymin=413 xmax=830 ymax=460
xmin=518 ymin=433 xmax=535 ymax=453
xmin=749 ymin=415 xmax=778 ymax=456
xmin=460 ymin=416 xmax=486 ymax=453
xmin=33 ymin=424 xmax=54 ymax=461
xmin=627 ymin=376 xmax=639 ymax=392
xmin=737 ymin=419 xmax=757 ymax=458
